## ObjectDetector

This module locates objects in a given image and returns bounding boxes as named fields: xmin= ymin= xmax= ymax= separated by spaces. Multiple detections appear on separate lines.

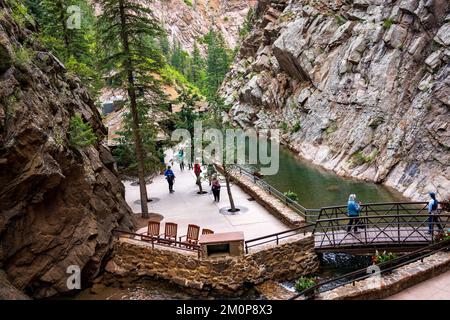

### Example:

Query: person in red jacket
xmin=194 ymin=163 xmax=202 ymax=178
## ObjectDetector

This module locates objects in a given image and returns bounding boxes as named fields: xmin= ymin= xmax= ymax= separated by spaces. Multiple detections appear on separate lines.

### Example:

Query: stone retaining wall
xmin=315 ymin=251 xmax=450 ymax=300
xmin=103 ymin=235 xmax=319 ymax=297
xmin=224 ymin=168 xmax=305 ymax=227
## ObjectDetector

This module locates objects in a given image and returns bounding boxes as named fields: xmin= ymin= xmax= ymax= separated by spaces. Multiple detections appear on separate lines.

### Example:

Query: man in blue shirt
xmin=164 ymin=166 xmax=176 ymax=193
xmin=428 ymin=192 xmax=443 ymax=234
xmin=347 ymin=194 xmax=361 ymax=233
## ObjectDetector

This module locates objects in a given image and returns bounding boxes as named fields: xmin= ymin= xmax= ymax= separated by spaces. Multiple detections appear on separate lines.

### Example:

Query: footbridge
xmin=245 ymin=202 xmax=450 ymax=255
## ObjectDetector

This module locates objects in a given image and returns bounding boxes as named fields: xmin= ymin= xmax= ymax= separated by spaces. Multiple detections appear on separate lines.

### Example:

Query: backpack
xmin=432 ymin=199 xmax=439 ymax=211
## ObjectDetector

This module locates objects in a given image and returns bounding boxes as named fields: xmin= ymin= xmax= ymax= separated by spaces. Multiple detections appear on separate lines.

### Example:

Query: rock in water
xmin=220 ymin=0 xmax=450 ymax=201
xmin=0 ymin=4 xmax=133 ymax=298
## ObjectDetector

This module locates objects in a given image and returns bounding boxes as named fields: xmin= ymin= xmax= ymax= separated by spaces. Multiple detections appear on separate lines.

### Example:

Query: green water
xmin=259 ymin=148 xmax=405 ymax=209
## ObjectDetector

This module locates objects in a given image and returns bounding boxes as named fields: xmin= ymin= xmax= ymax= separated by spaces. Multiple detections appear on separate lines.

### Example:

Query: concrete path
xmin=124 ymin=158 xmax=289 ymax=241
xmin=386 ymin=270 xmax=450 ymax=300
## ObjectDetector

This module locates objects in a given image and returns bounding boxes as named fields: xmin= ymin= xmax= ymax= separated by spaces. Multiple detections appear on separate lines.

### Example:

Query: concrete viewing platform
xmin=124 ymin=164 xmax=290 ymax=240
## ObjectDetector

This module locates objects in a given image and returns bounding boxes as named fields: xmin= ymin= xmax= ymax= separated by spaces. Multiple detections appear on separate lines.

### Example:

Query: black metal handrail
xmin=244 ymin=223 xmax=315 ymax=253
xmin=289 ymin=238 xmax=450 ymax=300
xmin=229 ymin=164 xmax=320 ymax=221
xmin=314 ymin=211 xmax=450 ymax=251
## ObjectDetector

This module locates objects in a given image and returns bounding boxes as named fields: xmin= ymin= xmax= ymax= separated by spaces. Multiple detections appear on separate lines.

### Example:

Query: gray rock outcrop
xmin=220 ymin=0 xmax=450 ymax=200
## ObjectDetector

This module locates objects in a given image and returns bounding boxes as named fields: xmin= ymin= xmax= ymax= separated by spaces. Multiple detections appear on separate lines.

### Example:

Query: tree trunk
xmin=224 ymin=170 xmax=236 ymax=212
xmin=57 ymin=0 xmax=70 ymax=57
xmin=118 ymin=0 xmax=149 ymax=218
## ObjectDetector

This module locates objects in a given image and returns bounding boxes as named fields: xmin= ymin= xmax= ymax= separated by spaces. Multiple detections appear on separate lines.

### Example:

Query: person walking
xmin=211 ymin=175 xmax=221 ymax=202
xmin=178 ymin=149 xmax=185 ymax=171
xmin=347 ymin=194 xmax=361 ymax=233
xmin=206 ymin=164 xmax=216 ymax=186
xmin=164 ymin=166 xmax=176 ymax=193
xmin=428 ymin=192 xmax=443 ymax=234
xmin=194 ymin=163 xmax=202 ymax=183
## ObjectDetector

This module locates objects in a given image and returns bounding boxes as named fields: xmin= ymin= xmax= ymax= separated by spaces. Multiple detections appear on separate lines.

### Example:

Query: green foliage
xmin=158 ymin=31 xmax=171 ymax=59
xmin=13 ymin=45 xmax=34 ymax=67
xmin=372 ymin=250 xmax=397 ymax=264
xmin=238 ymin=7 xmax=254 ymax=39
xmin=183 ymin=0 xmax=192 ymax=7
xmin=324 ymin=120 xmax=338 ymax=135
xmin=383 ymin=18 xmax=394 ymax=29
xmin=97 ymin=0 xmax=167 ymax=182
xmin=112 ymin=103 xmax=164 ymax=175
xmin=204 ymin=29 xmax=232 ymax=100
xmin=291 ymin=121 xmax=301 ymax=133
xmin=435 ymin=230 xmax=450 ymax=242
xmin=29 ymin=0 xmax=100 ymax=95
xmin=8 ymin=0 xmax=35 ymax=28
xmin=69 ymin=114 xmax=97 ymax=148
xmin=294 ymin=276 xmax=317 ymax=293
xmin=351 ymin=149 xmax=379 ymax=166
xmin=284 ymin=190 xmax=299 ymax=202
xmin=161 ymin=64 xmax=203 ymax=98
xmin=280 ymin=122 xmax=288 ymax=133
xmin=334 ymin=14 xmax=347 ymax=26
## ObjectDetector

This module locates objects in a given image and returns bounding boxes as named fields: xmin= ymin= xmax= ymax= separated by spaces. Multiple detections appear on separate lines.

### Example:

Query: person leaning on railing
xmin=347 ymin=194 xmax=361 ymax=234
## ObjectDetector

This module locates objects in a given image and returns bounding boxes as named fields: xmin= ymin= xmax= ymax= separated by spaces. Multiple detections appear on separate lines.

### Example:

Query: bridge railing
xmin=229 ymin=164 xmax=320 ymax=222
xmin=244 ymin=223 xmax=315 ymax=254
xmin=314 ymin=202 xmax=450 ymax=251
xmin=290 ymin=238 xmax=450 ymax=300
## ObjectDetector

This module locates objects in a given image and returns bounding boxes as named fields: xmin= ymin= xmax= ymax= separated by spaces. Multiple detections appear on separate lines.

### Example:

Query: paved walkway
xmin=386 ymin=270 xmax=450 ymax=300
xmin=124 ymin=159 xmax=289 ymax=241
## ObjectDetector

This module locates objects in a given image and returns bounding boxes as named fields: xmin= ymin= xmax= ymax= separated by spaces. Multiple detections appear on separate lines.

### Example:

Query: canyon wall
xmin=220 ymin=0 xmax=450 ymax=201
xmin=0 ymin=1 xmax=133 ymax=298
xmin=150 ymin=0 xmax=257 ymax=52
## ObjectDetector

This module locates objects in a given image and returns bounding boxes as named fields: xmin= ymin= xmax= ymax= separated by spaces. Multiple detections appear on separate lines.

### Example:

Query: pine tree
xmin=189 ymin=41 xmax=204 ymax=87
xmin=69 ymin=114 xmax=97 ymax=148
xmin=205 ymin=29 xmax=230 ymax=99
xmin=159 ymin=31 xmax=171 ymax=59
xmin=39 ymin=0 xmax=90 ymax=61
xmin=96 ymin=0 xmax=164 ymax=218
xmin=33 ymin=0 xmax=99 ymax=94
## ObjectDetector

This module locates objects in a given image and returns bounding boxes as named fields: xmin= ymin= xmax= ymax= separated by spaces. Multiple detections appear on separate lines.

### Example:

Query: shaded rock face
xmin=0 ymin=4 xmax=133 ymax=298
xmin=150 ymin=0 xmax=257 ymax=52
xmin=221 ymin=0 xmax=450 ymax=201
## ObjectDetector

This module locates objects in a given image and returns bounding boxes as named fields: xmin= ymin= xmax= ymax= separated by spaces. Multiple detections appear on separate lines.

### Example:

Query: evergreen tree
xmin=96 ymin=0 xmax=164 ymax=218
xmin=31 ymin=0 xmax=99 ymax=94
xmin=189 ymin=41 xmax=204 ymax=87
xmin=159 ymin=31 xmax=171 ymax=59
xmin=69 ymin=114 xmax=97 ymax=148
xmin=39 ymin=0 xmax=90 ymax=61
xmin=205 ymin=29 xmax=230 ymax=99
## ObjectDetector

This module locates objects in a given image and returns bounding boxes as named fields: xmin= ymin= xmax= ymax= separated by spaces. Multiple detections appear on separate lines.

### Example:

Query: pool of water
xmin=255 ymin=148 xmax=405 ymax=209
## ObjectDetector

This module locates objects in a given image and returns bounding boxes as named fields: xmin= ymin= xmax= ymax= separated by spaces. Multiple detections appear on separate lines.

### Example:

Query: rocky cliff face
xmin=0 ymin=2 xmax=133 ymax=298
xmin=221 ymin=0 xmax=450 ymax=200
xmin=151 ymin=0 xmax=257 ymax=52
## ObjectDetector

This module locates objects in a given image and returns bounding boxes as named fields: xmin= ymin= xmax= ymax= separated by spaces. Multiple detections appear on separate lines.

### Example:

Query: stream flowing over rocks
xmin=0 ymin=1 xmax=133 ymax=299
xmin=220 ymin=0 xmax=450 ymax=201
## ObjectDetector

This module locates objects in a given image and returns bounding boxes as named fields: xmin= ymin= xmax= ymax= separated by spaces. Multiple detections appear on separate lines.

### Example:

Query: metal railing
xmin=229 ymin=164 xmax=320 ymax=222
xmin=113 ymin=229 xmax=202 ymax=258
xmin=290 ymin=238 xmax=450 ymax=300
xmin=313 ymin=202 xmax=450 ymax=252
xmin=244 ymin=223 xmax=315 ymax=254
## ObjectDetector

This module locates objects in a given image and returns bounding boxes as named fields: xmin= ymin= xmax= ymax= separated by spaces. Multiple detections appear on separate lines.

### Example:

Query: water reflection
xmin=255 ymin=148 xmax=405 ymax=209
